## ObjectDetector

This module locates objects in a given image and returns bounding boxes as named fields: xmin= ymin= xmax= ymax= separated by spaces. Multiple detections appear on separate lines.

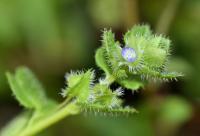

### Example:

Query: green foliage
xmin=61 ymin=70 xmax=136 ymax=115
xmin=6 ymin=67 xmax=50 ymax=110
xmin=1 ymin=67 xmax=79 ymax=136
xmin=119 ymin=78 xmax=144 ymax=91
xmin=61 ymin=70 xmax=95 ymax=102
xmin=1 ymin=25 xmax=182 ymax=136
xmin=95 ymin=48 xmax=111 ymax=76
xmin=97 ymin=25 xmax=182 ymax=89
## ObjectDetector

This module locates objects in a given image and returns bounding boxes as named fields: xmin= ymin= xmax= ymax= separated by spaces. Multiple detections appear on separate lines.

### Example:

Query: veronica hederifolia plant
xmin=0 ymin=25 xmax=182 ymax=136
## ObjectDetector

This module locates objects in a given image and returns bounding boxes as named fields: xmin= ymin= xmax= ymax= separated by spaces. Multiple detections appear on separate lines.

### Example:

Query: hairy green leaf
xmin=63 ymin=70 xmax=95 ymax=102
xmin=6 ymin=67 xmax=51 ymax=110
xmin=95 ymin=47 xmax=111 ymax=76
xmin=79 ymin=103 xmax=138 ymax=116
xmin=118 ymin=79 xmax=144 ymax=91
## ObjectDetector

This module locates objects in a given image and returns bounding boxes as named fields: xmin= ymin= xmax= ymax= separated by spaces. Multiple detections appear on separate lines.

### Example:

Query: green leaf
xmin=102 ymin=29 xmax=122 ymax=71
xmin=6 ymin=67 xmax=50 ymax=110
xmin=63 ymin=70 xmax=95 ymax=102
xmin=91 ymin=84 xmax=117 ymax=107
xmin=160 ymin=72 xmax=183 ymax=80
xmin=118 ymin=79 xmax=144 ymax=91
xmin=130 ymin=25 xmax=152 ymax=37
xmin=95 ymin=47 xmax=111 ymax=76
xmin=79 ymin=103 xmax=138 ymax=116
xmin=78 ymin=83 xmax=137 ymax=115
xmin=0 ymin=112 xmax=32 ymax=136
xmin=124 ymin=25 xmax=152 ymax=43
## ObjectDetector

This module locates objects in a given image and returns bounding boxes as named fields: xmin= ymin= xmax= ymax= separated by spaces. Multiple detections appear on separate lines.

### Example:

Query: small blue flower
xmin=121 ymin=47 xmax=137 ymax=62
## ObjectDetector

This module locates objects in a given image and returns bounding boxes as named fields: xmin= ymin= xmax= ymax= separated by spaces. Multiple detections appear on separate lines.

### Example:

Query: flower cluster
xmin=96 ymin=25 xmax=182 ymax=91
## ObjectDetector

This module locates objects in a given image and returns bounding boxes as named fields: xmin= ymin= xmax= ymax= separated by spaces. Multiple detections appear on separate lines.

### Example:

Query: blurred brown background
xmin=0 ymin=0 xmax=200 ymax=136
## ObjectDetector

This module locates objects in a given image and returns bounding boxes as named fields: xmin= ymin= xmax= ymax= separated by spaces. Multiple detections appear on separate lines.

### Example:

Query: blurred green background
xmin=0 ymin=0 xmax=200 ymax=136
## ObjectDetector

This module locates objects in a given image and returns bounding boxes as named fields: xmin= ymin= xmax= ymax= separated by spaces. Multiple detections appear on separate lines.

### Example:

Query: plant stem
xmin=106 ymin=75 xmax=116 ymax=85
xmin=20 ymin=103 xmax=79 ymax=136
